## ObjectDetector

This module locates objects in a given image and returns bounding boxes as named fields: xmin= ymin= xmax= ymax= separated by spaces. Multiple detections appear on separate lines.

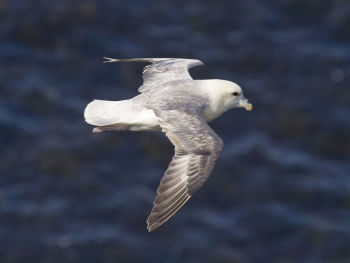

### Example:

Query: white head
xmin=201 ymin=79 xmax=253 ymax=112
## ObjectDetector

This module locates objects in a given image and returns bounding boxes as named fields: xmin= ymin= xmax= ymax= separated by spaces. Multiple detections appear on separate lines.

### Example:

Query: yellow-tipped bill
xmin=239 ymin=98 xmax=253 ymax=111
xmin=246 ymin=103 xmax=253 ymax=111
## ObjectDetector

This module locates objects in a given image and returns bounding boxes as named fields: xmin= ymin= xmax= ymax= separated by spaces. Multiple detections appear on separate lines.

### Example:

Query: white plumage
xmin=84 ymin=99 xmax=159 ymax=131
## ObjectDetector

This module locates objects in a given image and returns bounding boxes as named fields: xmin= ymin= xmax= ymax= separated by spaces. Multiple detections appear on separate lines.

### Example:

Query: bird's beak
xmin=239 ymin=97 xmax=253 ymax=111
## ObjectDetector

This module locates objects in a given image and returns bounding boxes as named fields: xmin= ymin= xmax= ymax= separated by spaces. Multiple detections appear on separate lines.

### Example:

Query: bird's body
xmin=85 ymin=79 xmax=250 ymax=132
xmin=84 ymin=58 xmax=252 ymax=231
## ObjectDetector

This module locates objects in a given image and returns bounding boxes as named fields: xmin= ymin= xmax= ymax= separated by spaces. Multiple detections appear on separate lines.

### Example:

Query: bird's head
xmin=199 ymin=79 xmax=253 ymax=122
xmin=224 ymin=81 xmax=253 ymax=111
xmin=205 ymin=79 xmax=252 ymax=112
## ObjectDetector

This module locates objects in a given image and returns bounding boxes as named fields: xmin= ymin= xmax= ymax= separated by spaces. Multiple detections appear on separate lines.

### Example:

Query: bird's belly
xmin=128 ymin=109 xmax=160 ymax=131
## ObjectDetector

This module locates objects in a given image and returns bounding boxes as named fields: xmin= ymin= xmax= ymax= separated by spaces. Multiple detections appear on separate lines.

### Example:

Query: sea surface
xmin=0 ymin=0 xmax=349 ymax=262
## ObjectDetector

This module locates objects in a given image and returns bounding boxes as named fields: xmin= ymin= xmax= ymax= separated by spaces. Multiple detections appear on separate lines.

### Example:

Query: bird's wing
xmin=146 ymin=108 xmax=223 ymax=231
xmin=103 ymin=57 xmax=203 ymax=93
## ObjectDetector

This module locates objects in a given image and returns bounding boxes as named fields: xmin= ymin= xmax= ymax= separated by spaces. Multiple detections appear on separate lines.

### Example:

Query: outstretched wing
xmin=146 ymin=108 xmax=223 ymax=231
xmin=103 ymin=57 xmax=203 ymax=93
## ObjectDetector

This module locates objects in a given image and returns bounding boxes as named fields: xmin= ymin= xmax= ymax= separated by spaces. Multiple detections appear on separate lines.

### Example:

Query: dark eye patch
xmin=233 ymin=92 xmax=240 ymax=96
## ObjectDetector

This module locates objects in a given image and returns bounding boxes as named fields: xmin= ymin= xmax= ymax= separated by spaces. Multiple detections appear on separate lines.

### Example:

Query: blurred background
xmin=1 ymin=0 xmax=350 ymax=262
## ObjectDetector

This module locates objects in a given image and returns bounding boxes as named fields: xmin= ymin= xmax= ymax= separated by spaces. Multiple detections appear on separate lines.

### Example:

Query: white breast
xmin=202 ymin=104 xmax=227 ymax=122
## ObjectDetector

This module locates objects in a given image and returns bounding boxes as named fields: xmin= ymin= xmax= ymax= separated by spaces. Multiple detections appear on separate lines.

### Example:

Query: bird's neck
xmin=198 ymin=79 xmax=231 ymax=122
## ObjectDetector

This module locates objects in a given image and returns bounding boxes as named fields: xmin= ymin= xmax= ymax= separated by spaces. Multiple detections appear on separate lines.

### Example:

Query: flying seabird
xmin=84 ymin=57 xmax=253 ymax=231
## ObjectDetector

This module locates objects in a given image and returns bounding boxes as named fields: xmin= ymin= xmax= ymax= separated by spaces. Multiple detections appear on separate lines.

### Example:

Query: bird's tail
xmin=84 ymin=99 xmax=129 ymax=127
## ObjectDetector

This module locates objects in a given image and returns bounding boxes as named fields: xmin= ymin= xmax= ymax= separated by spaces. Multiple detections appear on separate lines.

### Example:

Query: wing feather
xmin=103 ymin=57 xmax=203 ymax=93
xmin=146 ymin=110 xmax=223 ymax=231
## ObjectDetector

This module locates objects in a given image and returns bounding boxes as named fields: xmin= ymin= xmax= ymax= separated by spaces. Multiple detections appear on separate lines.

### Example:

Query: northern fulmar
xmin=84 ymin=57 xmax=253 ymax=231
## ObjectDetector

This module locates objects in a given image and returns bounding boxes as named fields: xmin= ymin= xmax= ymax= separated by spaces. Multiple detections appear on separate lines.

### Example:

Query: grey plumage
xmin=146 ymin=108 xmax=223 ymax=231
xmin=103 ymin=57 xmax=203 ymax=93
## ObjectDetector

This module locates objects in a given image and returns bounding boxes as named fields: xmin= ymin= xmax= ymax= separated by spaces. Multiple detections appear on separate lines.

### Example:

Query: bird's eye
xmin=232 ymin=92 xmax=240 ymax=96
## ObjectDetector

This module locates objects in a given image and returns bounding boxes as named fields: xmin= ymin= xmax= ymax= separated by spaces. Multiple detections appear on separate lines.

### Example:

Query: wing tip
xmin=146 ymin=194 xmax=191 ymax=232
xmin=102 ymin=57 xmax=154 ymax=63
xmin=197 ymin=60 xmax=204 ymax=66
xmin=146 ymin=219 xmax=161 ymax=232
xmin=146 ymin=210 xmax=169 ymax=232
xmin=103 ymin=57 xmax=120 ymax=63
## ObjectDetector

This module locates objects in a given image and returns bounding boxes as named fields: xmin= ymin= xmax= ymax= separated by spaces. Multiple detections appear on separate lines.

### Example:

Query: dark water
xmin=1 ymin=0 xmax=350 ymax=262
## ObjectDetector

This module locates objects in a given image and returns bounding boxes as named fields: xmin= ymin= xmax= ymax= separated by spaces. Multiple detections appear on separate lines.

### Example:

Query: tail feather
xmin=84 ymin=99 xmax=127 ymax=126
